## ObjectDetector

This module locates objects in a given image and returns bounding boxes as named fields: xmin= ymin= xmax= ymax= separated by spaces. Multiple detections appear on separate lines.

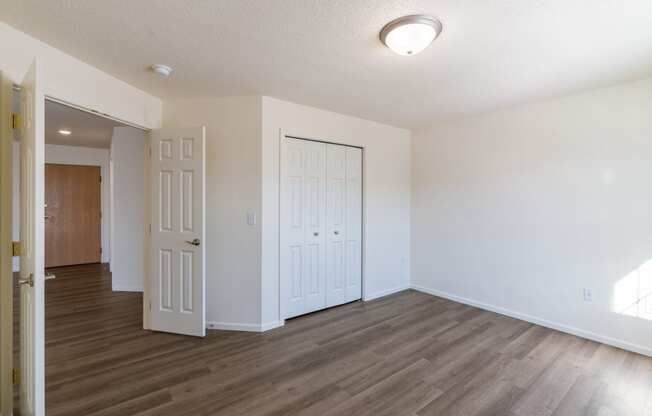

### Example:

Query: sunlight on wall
xmin=614 ymin=259 xmax=652 ymax=320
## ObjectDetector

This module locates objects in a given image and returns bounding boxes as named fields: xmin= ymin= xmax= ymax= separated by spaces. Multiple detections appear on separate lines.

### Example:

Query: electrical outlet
xmin=583 ymin=288 xmax=593 ymax=302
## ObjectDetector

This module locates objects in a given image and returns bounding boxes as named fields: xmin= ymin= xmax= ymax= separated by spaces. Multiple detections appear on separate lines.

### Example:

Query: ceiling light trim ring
xmin=380 ymin=14 xmax=443 ymax=55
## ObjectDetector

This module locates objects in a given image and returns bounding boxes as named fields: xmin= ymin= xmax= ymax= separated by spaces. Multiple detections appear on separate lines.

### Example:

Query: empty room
xmin=0 ymin=1 xmax=651 ymax=415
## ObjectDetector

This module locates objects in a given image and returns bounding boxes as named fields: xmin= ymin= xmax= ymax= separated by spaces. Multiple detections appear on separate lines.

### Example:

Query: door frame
xmin=41 ymin=96 xmax=154 ymax=332
xmin=278 ymin=131 xmax=366 ymax=321
xmin=0 ymin=72 xmax=15 ymax=416
xmin=0 ymin=91 xmax=153 ymax=414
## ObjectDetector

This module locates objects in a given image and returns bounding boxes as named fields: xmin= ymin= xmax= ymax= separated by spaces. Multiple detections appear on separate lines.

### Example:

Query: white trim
xmin=261 ymin=320 xmax=285 ymax=331
xmin=363 ymin=285 xmax=409 ymax=302
xmin=111 ymin=284 xmax=143 ymax=293
xmin=45 ymin=96 xmax=150 ymax=132
xmin=410 ymin=284 xmax=652 ymax=358
xmin=206 ymin=320 xmax=285 ymax=332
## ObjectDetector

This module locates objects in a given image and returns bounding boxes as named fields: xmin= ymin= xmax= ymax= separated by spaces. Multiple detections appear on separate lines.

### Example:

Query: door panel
xmin=302 ymin=140 xmax=326 ymax=313
xmin=283 ymin=139 xmax=305 ymax=318
xmin=20 ymin=59 xmax=45 ymax=416
xmin=150 ymin=127 xmax=205 ymax=337
xmin=45 ymin=164 xmax=101 ymax=267
xmin=281 ymin=138 xmax=326 ymax=318
xmin=345 ymin=147 xmax=363 ymax=302
xmin=326 ymin=144 xmax=347 ymax=307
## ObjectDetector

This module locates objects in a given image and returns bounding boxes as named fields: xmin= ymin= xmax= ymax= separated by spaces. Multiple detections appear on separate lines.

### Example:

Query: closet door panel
xmin=326 ymin=144 xmax=347 ymax=307
xmin=345 ymin=147 xmax=363 ymax=302
xmin=303 ymin=140 xmax=327 ymax=313
xmin=283 ymin=138 xmax=307 ymax=318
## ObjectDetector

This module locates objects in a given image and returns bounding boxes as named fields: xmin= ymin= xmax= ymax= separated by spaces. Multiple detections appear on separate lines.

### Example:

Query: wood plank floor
xmin=12 ymin=263 xmax=652 ymax=415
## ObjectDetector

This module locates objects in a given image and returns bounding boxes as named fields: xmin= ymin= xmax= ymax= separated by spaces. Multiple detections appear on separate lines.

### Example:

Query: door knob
xmin=186 ymin=238 xmax=201 ymax=246
xmin=334 ymin=230 xmax=340 ymax=235
xmin=45 ymin=273 xmax=56 ymax=281
xmin=18 ymin=273 xmax=33 ymax=287
xmin=313 ymin=232 xmax=319 ymax=236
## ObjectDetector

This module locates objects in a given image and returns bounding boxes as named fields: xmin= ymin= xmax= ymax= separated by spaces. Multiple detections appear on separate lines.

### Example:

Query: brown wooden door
xmin=45 ymin=164 xmax=102 ymax=268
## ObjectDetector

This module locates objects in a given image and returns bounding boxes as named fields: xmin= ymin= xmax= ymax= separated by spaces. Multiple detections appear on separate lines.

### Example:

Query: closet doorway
xmin=280 ymin=136 xmax=363 ymax=319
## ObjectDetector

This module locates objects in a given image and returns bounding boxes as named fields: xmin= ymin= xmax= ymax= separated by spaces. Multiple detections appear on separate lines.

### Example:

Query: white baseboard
xmin=206 ymin=320 xmax=285 ymax=332
xmin=112 ymin=284 xmax=143 ymax=292
xmin=260 ymin=320 xmax=285 ymax=331
xmin=410 ymin=284 xmax=652 ymax=358
xmin=363 ymin=284 xmax=409 ymax=302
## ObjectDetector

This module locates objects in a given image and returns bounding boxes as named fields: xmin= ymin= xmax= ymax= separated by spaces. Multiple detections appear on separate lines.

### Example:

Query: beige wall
xmin=163 ymin=97 xmax=263 ymax=329
xmin=0 ymin=23 xmax=161 ymax=129
xmin=411 ymin=77 xmax=652 ymax=356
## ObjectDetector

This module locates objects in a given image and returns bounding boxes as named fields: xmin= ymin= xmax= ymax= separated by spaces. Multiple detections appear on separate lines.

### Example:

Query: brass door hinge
xmin=12 ymin=368 xmax=19 ymax=385
xmin=11 ymin=241 xmax=21 ymax=257
xmin=11 ymin=113 xmax=20 ymax=130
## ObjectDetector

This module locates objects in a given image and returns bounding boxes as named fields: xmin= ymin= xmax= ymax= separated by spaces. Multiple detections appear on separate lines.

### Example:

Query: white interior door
xmin=19 ymin=59 xmax=45 ymax=416
xmin=326 ymin=144 xmax=347 ymax=307
xmin=281 ymin=137 xmax=327 ymax=319
xmin=150 ymin=127 xmax=206 ymax=337
xmin=344 ymin=147 xmax=362 ymax=302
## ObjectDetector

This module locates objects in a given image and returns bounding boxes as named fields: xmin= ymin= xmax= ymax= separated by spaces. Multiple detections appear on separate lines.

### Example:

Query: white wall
xmin=0 ymin=22 xmax=161 ymax=129
xmin=163 ymin=97 xmax=263 ymax=328
xmin=110 ymin=127 xmax=146 ymax=291
xmin=411 ymin=77 xmax=652 ymax=356
xmin=43 ymin=144 xmax=111 ymax=264
xmin=261 ymin=97 xmax=412 ymax=327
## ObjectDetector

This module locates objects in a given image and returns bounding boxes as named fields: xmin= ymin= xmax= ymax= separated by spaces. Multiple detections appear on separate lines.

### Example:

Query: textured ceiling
xmin=3 ymin=0 xmax=652 ymax=128
xmin=45 ymin=100 xmax=128 ymax=148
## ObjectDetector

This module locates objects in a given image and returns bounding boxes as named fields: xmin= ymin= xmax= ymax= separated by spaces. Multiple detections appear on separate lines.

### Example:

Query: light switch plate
xmin=247 ymin=212 xmax=256 ymax=226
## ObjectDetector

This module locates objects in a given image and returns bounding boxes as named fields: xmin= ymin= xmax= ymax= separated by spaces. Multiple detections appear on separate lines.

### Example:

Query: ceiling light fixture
xmin=58 ymin=129 xmax=72 ymax=136
xmin=151 ymin=64 xmax=173 ymax=77
xmin=380 ymin=15 xmax=442 ymax=56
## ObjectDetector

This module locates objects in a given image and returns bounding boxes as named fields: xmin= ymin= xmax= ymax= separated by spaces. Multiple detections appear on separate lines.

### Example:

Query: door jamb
xmin=0 ymin=73 xmax=15 ymax=416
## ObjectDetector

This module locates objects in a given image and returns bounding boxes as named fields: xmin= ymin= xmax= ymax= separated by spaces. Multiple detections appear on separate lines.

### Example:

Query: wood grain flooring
xmin=13 ymin=263 xmax=652 ymax=415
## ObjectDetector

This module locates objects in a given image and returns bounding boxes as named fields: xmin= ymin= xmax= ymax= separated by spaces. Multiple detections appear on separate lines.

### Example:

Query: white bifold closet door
xmin=281 ymin=137 xmax=362 ymax=319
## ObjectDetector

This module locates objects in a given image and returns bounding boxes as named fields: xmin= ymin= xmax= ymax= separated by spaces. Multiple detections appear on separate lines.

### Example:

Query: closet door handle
xmin=334 ymin=231 xmax=340 ymax=235
xmin=313 ymin=232 xmax=319 ymax=236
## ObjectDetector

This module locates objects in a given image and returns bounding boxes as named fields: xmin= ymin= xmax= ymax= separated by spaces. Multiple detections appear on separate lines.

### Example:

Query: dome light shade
xmin=380 ymin=15 xmax=442 ymax=56
xmin=151 ymin=64 xmax=173 ymax=77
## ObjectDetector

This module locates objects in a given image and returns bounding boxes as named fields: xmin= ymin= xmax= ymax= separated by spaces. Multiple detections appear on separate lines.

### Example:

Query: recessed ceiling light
xmin=380 ymin=15 xmax=442 ymax=56
xmin=58 ymin=129 xmax=71 ymax=136
xmin=151 ymin=64 xmax=173 ymax=77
